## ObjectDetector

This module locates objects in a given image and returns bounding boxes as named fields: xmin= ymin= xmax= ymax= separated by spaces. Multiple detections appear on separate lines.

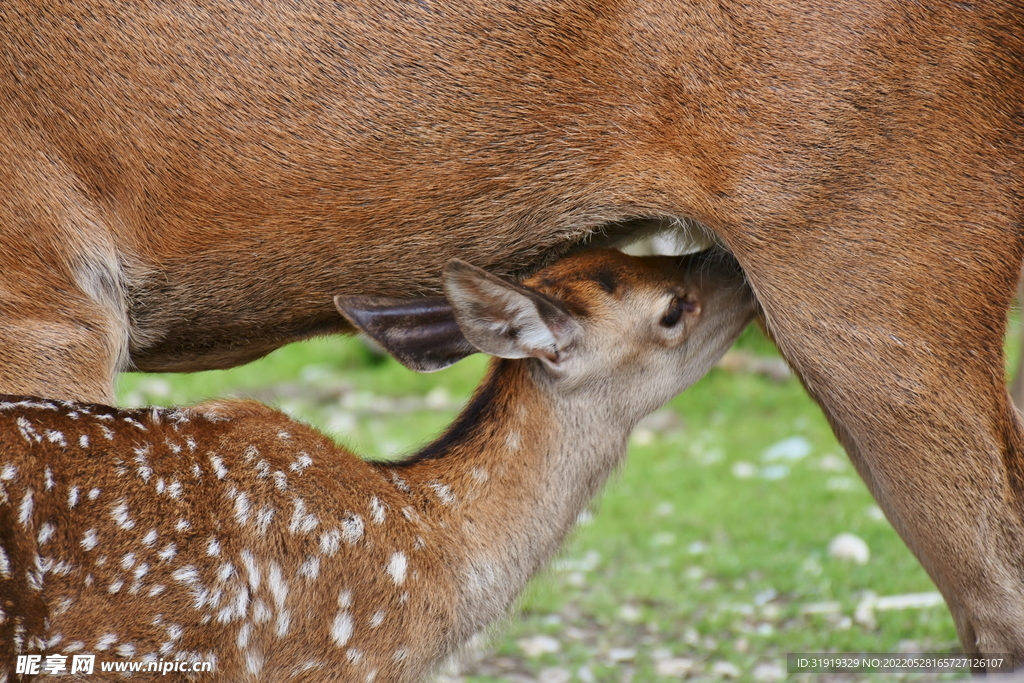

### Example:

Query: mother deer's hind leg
xmin=733 ymin=229 xmax=1024 ymax=661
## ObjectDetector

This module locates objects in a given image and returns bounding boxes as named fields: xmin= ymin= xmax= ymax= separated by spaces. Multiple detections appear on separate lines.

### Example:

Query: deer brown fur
xmin=0 ymin=249 xmax=754 ymax=682
xmin=2 ymin=0 xmax=1023 ymax=664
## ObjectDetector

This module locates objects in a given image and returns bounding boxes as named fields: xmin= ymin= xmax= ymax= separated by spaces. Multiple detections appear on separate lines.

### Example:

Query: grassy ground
xmin=116 ymin=314 xmax=1015 ymax=682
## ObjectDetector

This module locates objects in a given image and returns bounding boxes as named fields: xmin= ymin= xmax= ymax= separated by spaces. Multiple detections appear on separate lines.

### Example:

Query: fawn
xmin=0 ymin=249 xmax=753 ymax=681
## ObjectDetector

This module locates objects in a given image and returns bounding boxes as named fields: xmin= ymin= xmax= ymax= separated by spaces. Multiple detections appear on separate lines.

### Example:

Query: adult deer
xmin=1 ymin=0 xmax=1022 ymax=663
xmin=0 ymin=250 xmax=754 ymax=682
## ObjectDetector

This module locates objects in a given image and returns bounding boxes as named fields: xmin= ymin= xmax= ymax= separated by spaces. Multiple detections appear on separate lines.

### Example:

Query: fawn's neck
xmin=389 ymin=359 xmax=635 ymax=634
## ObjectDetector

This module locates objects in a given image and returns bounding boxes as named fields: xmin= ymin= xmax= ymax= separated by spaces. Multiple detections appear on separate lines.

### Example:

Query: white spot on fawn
xmin=16 ymin=417 xmax=40 ymax=443
xmin=290 ymin=453 xmax=313 ymax=472
xmin=82 ymin=529 xmax=99 ymax=551
xmin=37 ymin=522 xmax=55 ymax=545
xmin=123 ymin=416 xmax=147 ymax=431
xmin=88 ymin=488 xmax=101 ymax=500
xmin=79 ymin=434 xmax=90 ymax=448
xmin=369 ymin=610 xmax=385 ymax=628
xmin=235 ymin=491 xmax=250 ymax=525
xmin=111 ymin=500 xmax=135 ymax=530
xmin=268 ymin=562 xmax=288 ymax=608
xmin=0 ymin=464 xmax=16 ymax=481
xmin=341 ymin=514 xmax=365 ymax=544
xmin=241 ymin=550 xmax=260 ymax=590
xmin=253 ymin=600 xmax=271 ymax=624
xmin=331 ymin=613 xmax=353 ymax=647
xmin=0 ymin=545 xmax=10 ymax=578
xmin=68 ymin=486 xmax=79 ymax=509
xmin=217 ymin=563 xmax=235 ymax=583
xmin=207 ymin=538 xmax=221 ymax=557
xmin=390 ymin=472 xmax=411 ymax=493
xmin=246 ymin=651 xmax=264 ymax=675
xmin=289 ymin=498 xmax=318 ymax=534
xmin=370 ymin=497 xmax=386 ymax=524
xmin=43 ymin=467 xmax=55 ymax=490
xmin=298 ymin=556 xmax=320 ymax=580
xmin=176 ymin=518 xmax=191 ymax=532
xmin=44 ymin=430 xmax=66 ymax=447
xmin=338 ymin=589 xmax=352 ymax=609
xmin=320 ymin=530 xmax=341 ymax=556
xmin=210 ymin=456 xmax=228 ymax=479
xmin=142 ymin=529 xmax=158 ymax=547
xmin=95 ymin=634 xmax=118 ymax=651
xmin=158 ymin=544 xmax=177 ymax=562
xmin=255 ymin=506 xmax=274 ymax=536
xmin=172 ymin=566 xmax=200 ymax=584
xmin=387 ymin=552 xmax=408 ymax=585
xmin=237 ymin=622 xmax=251 ymax=649
xmin=18 ymin=489 xmax=34 ymax=526
xmin=276 ymin=610 xmax=291 ymax=637
xmin=430 ymin=482 xmax=456 ymax=505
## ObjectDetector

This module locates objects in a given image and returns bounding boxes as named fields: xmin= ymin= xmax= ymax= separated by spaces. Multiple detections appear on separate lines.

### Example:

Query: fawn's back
xmin=0 ymin=398 xmax=468 ymax=681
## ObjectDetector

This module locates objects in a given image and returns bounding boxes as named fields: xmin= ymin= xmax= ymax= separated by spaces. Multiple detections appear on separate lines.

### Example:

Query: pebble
xmin=828 ymin=533 xmax=870 ymax=564
xmin=425 ymin=386 xmax=452 ymax=409
xmin=711 ymin=661 xmax=742 ymax=678
xmin=826 ymin=476 xmax=857 ymax=491
xmin=655 ymin=658 xmax=695 ymax=677
xmin=752 ymin=663 xmax=786 ymax=682
xmin=607 ymin=648 xmax=636 ymax=663
xmin=538 ymin=667 xmax=571 ymax=683
xmin=618 ymin=604 xmax=642 ymax=622
xmin=517 ymin=635 xmax=561 ymax=658
xmin=760 ymin=464 xmax=789 ymax=480
xmin=731 ymin=461 xmax=756 ymax=478
xmin=762 ymin=435 xmax=811 ymax=461
xmin=631 ymin=428 xmax=655 ymax=446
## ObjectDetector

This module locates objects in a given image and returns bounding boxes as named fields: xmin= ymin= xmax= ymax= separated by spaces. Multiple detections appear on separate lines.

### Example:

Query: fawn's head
xmin=336 ymin=248 xmax=755 ymax=414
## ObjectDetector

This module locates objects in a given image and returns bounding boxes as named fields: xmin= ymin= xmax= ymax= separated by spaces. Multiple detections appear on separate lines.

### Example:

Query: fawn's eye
xmin=660 ymin=297 xmax=698 ymax=328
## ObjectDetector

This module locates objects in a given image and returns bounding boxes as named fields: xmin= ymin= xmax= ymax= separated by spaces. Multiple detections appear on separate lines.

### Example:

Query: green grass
xmin=114 ymin=318 xmax=1009 ymax=682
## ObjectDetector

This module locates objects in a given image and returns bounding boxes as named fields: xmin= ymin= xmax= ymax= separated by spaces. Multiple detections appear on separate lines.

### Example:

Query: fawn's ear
xmin=334 ymin=295 xmax=478 ymax=372
xmin=442 ymin=259 xmax=580 ymax=365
